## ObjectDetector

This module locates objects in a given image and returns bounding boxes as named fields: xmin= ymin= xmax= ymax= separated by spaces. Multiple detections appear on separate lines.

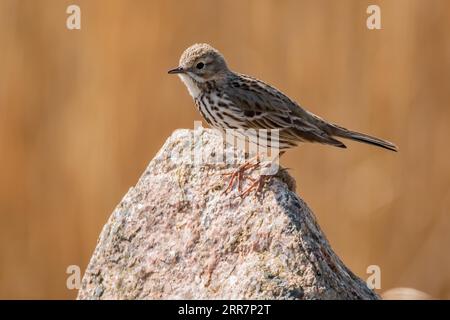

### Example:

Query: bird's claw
xmin=239 ymin=175 xmax=269 ymax=198
xmin=221 ymin=157 xmax=261 ymax=195
xmin=221 ymin=155 xmax=272 ymax=198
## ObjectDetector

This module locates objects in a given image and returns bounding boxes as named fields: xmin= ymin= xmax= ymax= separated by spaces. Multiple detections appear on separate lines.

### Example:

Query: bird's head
xmin=168 ymin=43 xmax=229 ymax=83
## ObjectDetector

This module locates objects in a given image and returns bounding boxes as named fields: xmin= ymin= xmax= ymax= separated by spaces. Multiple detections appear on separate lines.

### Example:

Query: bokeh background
xmin=0 ymin=0 xmax=449 ymax=299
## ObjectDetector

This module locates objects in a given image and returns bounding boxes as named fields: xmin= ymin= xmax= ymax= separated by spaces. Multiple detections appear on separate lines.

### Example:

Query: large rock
xmin=77 ymin=128 xmax=379 ymax=300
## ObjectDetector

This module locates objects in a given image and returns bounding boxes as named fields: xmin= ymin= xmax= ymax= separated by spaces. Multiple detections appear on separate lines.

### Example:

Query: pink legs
xmin=222 ymin=155 xmax=272 ymax=197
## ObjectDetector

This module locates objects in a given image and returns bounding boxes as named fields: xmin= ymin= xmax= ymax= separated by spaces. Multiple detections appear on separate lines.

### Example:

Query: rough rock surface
xmin=77 ymin=128 xmax=379 ymax=300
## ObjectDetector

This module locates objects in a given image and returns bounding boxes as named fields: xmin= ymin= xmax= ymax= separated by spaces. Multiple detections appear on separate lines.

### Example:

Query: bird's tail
xmin=329 ymin=124 xmax=398 ymax=152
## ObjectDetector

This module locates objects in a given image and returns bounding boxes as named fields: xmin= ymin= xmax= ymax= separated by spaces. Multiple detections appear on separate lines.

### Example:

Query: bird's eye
xmin=196 ymin=62 xmax=204 ymax=70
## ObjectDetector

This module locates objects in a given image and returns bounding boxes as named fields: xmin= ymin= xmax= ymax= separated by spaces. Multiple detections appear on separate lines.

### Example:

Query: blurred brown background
xmin=0 ymin=0 xmax=449 ymax=299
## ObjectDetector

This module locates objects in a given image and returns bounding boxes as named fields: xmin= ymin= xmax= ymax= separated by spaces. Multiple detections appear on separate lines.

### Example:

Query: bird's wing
xmin=224 ymin=74 xmax=346 ymax=148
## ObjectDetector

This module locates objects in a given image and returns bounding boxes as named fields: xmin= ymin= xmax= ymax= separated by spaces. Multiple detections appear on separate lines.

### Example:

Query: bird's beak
xmin=168 ymin=66 xmax=185 ymax=74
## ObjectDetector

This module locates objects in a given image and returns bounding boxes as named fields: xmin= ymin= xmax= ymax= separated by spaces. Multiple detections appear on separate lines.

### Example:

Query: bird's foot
xmin=222 ymin=157 xmax=261 ymax=194
xmin=239 ymin=174 xmax=270 ymax=198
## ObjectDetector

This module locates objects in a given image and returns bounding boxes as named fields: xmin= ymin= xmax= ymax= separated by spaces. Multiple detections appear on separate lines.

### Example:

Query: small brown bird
xmin=169 ymin=43 xmax=397 ymax=195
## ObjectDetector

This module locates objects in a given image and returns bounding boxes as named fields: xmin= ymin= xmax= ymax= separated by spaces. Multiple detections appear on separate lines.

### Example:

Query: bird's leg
xmin=221 ymin=167 xmax=243 ymax=194
xmin=239 ymin=155 xmax=281 ymax=198
xmin=222 ymin=155 xmax=261 ymax=194
xmin=239 ymin=174 xmax=269 ymax=198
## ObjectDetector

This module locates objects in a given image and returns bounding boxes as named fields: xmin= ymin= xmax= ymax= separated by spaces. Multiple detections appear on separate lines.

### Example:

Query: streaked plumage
xmin=169 ymin=43 xmax=398 ymax=152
